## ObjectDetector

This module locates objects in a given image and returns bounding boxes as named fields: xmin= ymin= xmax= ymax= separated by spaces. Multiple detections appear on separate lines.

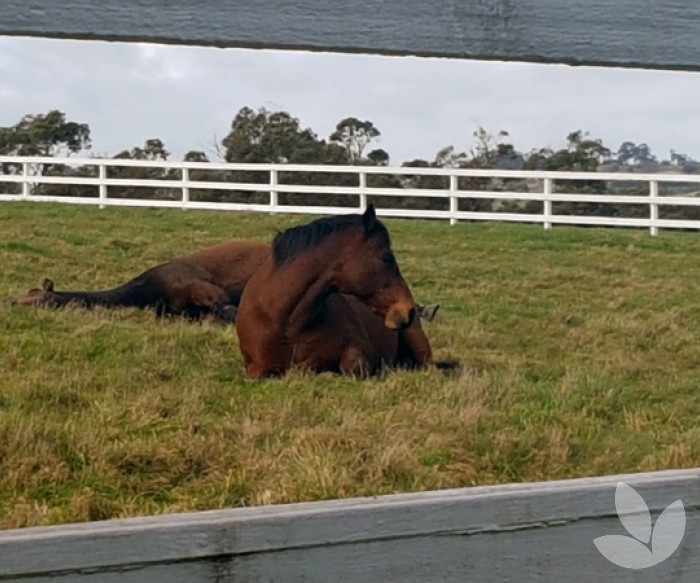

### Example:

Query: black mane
xmin=272 ymin=212 xmax=386 ymax=266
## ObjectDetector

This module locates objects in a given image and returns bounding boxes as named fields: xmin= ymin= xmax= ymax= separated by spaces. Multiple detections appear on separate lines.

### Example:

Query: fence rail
xmin=1 ymin=467 xmax=698 ymax=582
xmin=3 ymin=155 xmax=700 ymax=234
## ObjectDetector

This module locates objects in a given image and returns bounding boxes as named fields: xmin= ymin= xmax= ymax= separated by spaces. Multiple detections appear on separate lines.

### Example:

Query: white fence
xmin=3 ymin=155 xmax=700 ymax=235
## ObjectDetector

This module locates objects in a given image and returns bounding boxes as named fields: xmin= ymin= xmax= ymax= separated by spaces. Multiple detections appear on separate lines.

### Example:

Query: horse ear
xmin=362 ymin=204 xmax=377 ymax=235
xmin=42 ymin=278 xmax=54 ymax=292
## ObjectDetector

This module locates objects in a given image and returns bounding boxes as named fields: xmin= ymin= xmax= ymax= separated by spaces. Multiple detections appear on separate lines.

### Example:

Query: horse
xmin=7 ymin=238 xmax=441 ymax=325
xmin=6 ymin=240 xmax=271 ymax=322
xmin=235 ymin=205 xmax=434 ymax=378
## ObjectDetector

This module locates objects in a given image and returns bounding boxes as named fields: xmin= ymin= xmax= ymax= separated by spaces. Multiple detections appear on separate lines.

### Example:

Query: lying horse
xmin=236 ymin=205 xmax=434 ymax=378
xmin=7 ymin=240 xmax=271 ymax=321
xmin=8 ymin=238 xmax=440 ymax=324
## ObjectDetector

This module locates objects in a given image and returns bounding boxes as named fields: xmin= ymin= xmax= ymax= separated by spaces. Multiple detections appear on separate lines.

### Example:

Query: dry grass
xmin=1 ymin=203 xmax=699 ymax=528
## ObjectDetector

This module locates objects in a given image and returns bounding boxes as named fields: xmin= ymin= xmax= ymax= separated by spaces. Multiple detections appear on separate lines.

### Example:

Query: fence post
xmin=182 ymin=167 xmax=190 ymax=209
xmin=359 ymin=171 xmax=367 ymax=212
xmin=270 ymin=168 xmax=278 ymax=212
xmin=543 ymin=177 xmax=552 ymax=230
xmin=649 ymin=180 xmax=659 ymax=236
xmin=98 ymin=163 xmax=107 ymax=209
xmin=449 ymin=175 xmax=457 ymax=225
xmin=21 ymin=162 xmax=30 ymax=198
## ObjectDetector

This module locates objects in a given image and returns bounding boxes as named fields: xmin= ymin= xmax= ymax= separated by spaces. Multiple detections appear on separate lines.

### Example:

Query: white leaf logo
xmin=649 ymin=500 xmax=686 ymax=563
xmin=594 ymin=482 xmax=686 ymax=569
xmin=615 ymin=481 xmax=651 ymax=543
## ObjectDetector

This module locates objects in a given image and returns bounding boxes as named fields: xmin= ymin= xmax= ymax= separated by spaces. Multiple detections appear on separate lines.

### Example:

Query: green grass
xmin=1 ymin=202 xmax=699 ymax=529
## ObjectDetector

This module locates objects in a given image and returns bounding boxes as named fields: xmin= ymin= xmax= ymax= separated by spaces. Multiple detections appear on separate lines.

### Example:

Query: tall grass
xmin=1 ymin=203 xmax=699 ymax=528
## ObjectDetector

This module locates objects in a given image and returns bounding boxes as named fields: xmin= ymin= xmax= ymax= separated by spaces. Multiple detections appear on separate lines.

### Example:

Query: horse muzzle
xmin=385 ymin=305 xmax=416 ymax=330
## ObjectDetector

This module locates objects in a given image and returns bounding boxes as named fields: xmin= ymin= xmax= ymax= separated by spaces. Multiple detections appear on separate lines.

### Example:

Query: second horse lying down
xmin=8 ymin=240 xmax=271 ymax=321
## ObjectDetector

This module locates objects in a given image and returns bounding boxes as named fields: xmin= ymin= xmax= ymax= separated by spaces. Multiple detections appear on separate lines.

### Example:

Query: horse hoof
xmin=219 ymin=304 xmax=238 ymax=323
xmin=418 ymin=304 xmax=440 ymax=322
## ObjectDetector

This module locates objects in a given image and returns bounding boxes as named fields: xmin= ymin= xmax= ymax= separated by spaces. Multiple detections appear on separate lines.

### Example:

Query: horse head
xmin=333 ymin=205 xmax=417 ymax=330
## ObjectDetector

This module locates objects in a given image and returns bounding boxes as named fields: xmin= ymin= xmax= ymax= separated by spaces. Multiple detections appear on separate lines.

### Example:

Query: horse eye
xmin=381 ymin=252 xmax=395 ymax=266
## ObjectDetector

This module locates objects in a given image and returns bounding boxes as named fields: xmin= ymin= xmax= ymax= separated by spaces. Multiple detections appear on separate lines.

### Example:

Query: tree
xmin=524 ymin=130 xmax=610 ymax=173
xmin=221 ymin=106 xmax=327 ymax=164
xmin=114 ymin=138 xmax=169 ymax=161
xmin=401 ymin=158 xmax=446 ymax=190
xmin=433 ymin=145 xmax=468 ymax=169
xmin=0 ymin=110 xmax=91 ymax=190
xmin=616 ymin=141 xmax=657 ymax=170
xmin=458 ymin=129 xmax=524 ymax=212
xmin=669 ymin=150 xmax=700 ymax=173
xmin=0 ymin=110 xmax=90 ymax=157
xmin=184 ymin=150 xmax=209 ymax=163
xmin=110 ymin=139 xmax=173 ymax=200
xmin=220 ymin=107 xmax=361 ymax=206
xmin=181 ymin=150 xmax=237 ymax=203
xmin=366 ymin=148 xmax=389 ymax=166
xmin=523 ymin=131 xmax=613 ymax=217
xmin=329 ymin=117 xmax=380 ymax=163
xmin=468 ymin=127 xmax=514 ymax=168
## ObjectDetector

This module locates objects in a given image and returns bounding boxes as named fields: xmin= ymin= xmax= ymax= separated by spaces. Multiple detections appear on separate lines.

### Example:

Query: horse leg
xmin=201 ymin=304 xmax=238 ymax=324
xmin=243 ymin=358 xmax=285 ymax=380
xmin=170 ymin=280 xmax=230 ymax=321
xmin=338 ymin=345 xmax=372 ymax=378
xmin=397 ymin=318 xmax=433 ymax=368
xmin=218 ymin=304 xmax=238 ymax=323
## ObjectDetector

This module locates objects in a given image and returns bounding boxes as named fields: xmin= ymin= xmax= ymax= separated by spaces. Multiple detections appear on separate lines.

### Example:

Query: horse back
xmin=176 ymin=240 xmax=269 ymax=291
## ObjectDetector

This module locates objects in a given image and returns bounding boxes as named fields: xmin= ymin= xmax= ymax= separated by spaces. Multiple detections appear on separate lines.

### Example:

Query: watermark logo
xmin=594 ymin=482 xmax=686 ymax=569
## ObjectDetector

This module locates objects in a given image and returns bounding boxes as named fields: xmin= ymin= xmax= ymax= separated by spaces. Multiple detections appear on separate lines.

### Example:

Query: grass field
xmin=1 ymin=202 xmax=699 ymax=529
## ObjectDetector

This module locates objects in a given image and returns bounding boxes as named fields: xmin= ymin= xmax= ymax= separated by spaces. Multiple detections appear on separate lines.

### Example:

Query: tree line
xmin=1 ymin=108 xmax=700 ymax=220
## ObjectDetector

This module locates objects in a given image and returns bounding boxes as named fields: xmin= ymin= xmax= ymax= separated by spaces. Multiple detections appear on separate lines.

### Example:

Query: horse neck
xmin=267 ymin=235 xmax=353 ymax=334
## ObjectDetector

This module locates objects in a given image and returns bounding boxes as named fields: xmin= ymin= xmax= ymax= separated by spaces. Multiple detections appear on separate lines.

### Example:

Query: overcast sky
xmin=2 ymin=35 xmax=700 ymax=165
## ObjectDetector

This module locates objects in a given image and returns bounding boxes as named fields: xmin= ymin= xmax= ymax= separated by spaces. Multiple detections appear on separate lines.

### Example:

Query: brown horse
xmin=236 ymin=205 xmax=434 ymax=378
xmin=7 ymin=240 xmax=271 ymax=321
xmin=7 ymin=238 xmax=441 ymax=325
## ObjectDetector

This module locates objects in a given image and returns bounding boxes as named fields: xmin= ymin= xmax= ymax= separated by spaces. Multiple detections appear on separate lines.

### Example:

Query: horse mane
xmin=272 ymin=212 xmax=387 ymax=266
